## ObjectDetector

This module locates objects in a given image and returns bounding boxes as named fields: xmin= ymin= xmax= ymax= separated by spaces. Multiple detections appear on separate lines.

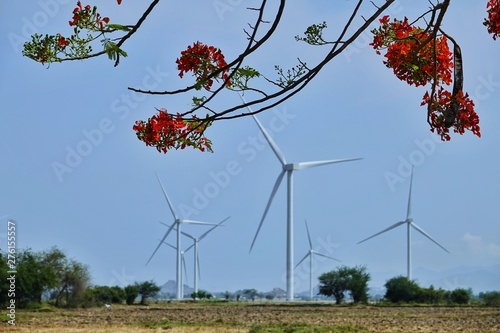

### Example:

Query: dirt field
xmin=5 ymin=302 xmax=500 ymax=333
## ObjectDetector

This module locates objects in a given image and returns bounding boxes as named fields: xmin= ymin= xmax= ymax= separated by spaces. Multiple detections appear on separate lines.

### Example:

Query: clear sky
xmin=1 ymin=1 xmax=499 ymax=295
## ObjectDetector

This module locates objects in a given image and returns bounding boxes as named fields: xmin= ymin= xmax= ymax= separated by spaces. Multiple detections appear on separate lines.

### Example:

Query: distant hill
xmin=159 ymin=280 xmax=194 ymax=298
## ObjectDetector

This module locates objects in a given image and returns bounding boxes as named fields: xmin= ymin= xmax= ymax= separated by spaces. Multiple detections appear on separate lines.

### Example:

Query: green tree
xmin=136 ymin=280 xmax=160 ymax=305
xmin=16 ymin=249 xmax=59 ymax=307
xmin=318 ymin=266 xmax=370 ymax=304
xmin=54 ymin=259 xmax=91 ymax=307
xmin=191 ymin=290 xmax=213 ymax=300
xmin=7 ymin=247 xmax=90 ymax=308
xmin=384 ymin=276 xmax=421 ymax=303
xmin=479 ymin=291 xmax=500 ymax=306
xmin=124 ymin=284 xmax=139 ymax=305
xmin=92 ymin=285 xmax=126 ymax=304
xmin=242 ymin=289 xmax=259 ymax=301
xmin=450 ymin=288 xmax=471 ymax=304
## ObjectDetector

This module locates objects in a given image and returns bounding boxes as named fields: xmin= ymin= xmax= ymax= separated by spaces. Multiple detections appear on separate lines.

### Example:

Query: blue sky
xmin=1 ymin=1 xmax=499 ymax=294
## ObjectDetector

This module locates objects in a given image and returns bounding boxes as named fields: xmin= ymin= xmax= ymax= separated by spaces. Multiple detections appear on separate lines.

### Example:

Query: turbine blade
xmin=294 ymin=252 xmax=310 ymax=269
xmin=239 ymin=94 xmax=287 ymax=165
xmin=357 ymin=221 xmax=406 ymax=245
xmin=181 ymin=230 xmax=195 ymax=240
xmin=161 ymin=240 xmax=176 ymax=251
xmin=181 ymin=220 xmax=221 ymax=226
xmin=198 ymin=216 xmax=230 ymax=241
xmin=295 ymin=158 xmax=363 ymax=170
xmin=411 ymin=223 xmax=450 ymax=253
xmin=182 ymin=254 xmax=188 ymax=284
xmin=146 ymin=222 xmax=176 ymax=265
xmin=184 ymin=243 xmax=194 ymax=253
xmin=197 ymin=252 xmax=201 ymax=281
xmin=155 ymin=172 xmax=178 ymax=220
xmin=304 ymin=219 xmax=313 ymax=250
xmin=407 ymin=166 xmax=414 ymax=219
xmin=314 ymin=252 xmax=341 ymax=262
xmin=249 ymin=170 xmax=286 ymax=252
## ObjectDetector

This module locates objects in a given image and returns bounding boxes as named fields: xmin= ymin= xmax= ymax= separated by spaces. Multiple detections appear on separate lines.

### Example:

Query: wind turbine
xmin=146 ymin=172 xmax=221 ymax=300
xmin=161 ymin=241 xmax=189 ymax=298
xmin=295 ymin=219 xmax=341 ymax=301
xmin=357 ymin=167 xmax=449 ymax=280
xmin=240 ymin=94 xmax=362 ymax=301
xmin=182 ymin=217 xmax=229 ymax=293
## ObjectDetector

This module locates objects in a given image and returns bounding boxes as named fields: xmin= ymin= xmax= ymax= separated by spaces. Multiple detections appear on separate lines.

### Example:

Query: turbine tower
xmin=183 ymin=217 xmax=229 ymax=293
xmin=295 ymin=219 xmax=341 ymax=300
xmin=146 ymin=172 xmax=221 ymax=300
xmin=240 ymin=94 xmax=362 ymax=301
xmin=358 ymin=167 xmax=449 ymax=280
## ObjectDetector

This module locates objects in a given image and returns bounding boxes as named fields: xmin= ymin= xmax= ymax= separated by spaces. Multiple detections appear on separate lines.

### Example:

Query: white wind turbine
xmin=240 ymin=94 xmax=362 ymax=300
xmin=161 ymin=241 xmax=189 ymax=298
xmin=295 ymin=219 xmax=341 ymax=301
xmin=357 ymin=167 xmax=449 ymax=280
xmin=146 ymin=172 xmax=221 ymax=300
xmin=182 ymin=217 xmax=229 ymax=293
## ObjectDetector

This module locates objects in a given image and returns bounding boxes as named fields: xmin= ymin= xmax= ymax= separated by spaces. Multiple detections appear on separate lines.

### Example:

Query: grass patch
xmin=249 ymin=323 xmax=370 ymax=333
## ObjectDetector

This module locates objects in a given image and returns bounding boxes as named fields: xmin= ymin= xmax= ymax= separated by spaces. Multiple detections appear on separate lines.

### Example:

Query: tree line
xmin=317 ymin=266 xmax=500 ymax=306
xmin=1 ymin=247 xmax=499 ymax=308
xmin=0 ymin=247 xmax=160 ymax=308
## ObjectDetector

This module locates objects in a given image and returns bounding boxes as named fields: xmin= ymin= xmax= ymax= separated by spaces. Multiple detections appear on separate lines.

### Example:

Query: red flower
xmin=485 ymin=0 xmax=500 ymax=40
xmin=133 ymin=109 xmax=213 ymax=153
xmin=371 ymin=15 xmax=480 ymax=141
xmin=421 ymin=88 xmax=480 ymax=141
xmin=176 ymin=42 xmax=231 ymax=91
xmin=56 ymin=34 xmax=70 ymax=48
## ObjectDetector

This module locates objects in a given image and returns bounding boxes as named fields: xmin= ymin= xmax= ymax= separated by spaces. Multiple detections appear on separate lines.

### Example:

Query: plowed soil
xmin=6 ymin=302 xmax=500 ymax=332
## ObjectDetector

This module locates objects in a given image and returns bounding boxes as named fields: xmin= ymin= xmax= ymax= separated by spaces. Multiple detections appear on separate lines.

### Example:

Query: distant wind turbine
xmin=183 ymin=217 xmax=229 ymax=293
xmin=357 ymin=167 xmax=449 ymax=280
xmin=161 ymin=241 xmax=188 ymax=298
xmin=240 ymin=94 xmax=362 ymax=301
xmin=161 ymin=217 xmax=229 ymax=293
xmin=295 ymin=219 xmax=341 ymax=301
xmin=146 ymin=172 xmax=222 ymax=300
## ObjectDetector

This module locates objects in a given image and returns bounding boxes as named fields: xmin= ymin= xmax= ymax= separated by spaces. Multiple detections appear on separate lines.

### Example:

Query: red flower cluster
xmin=371 ymin=16 xmax=453 ymax=87
xmin=56 ymin=33 xmax=69 ymax=48
xmin=371 ymin=15 xmax=480 ymax=140
xmin=133 ymin=109 xmax=213 ymax=153
xmin=485 ymin=0 xmax=500 ymax=40
xmin=176 ymin=42 xmax=230 ymax=90
xmin=69 ymin=1 xmax=109 ymax=30
xmin=421 ymin=88 xmax=480 ymax=141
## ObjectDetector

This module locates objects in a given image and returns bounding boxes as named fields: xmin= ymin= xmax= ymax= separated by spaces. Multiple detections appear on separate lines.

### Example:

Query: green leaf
xmin=106 ymin=24 xmax=131 ymax=32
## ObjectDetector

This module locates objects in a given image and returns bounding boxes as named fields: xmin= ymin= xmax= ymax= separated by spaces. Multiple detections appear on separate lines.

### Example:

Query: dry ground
xmin=4 ymin=302 xmax=500 ymax=333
